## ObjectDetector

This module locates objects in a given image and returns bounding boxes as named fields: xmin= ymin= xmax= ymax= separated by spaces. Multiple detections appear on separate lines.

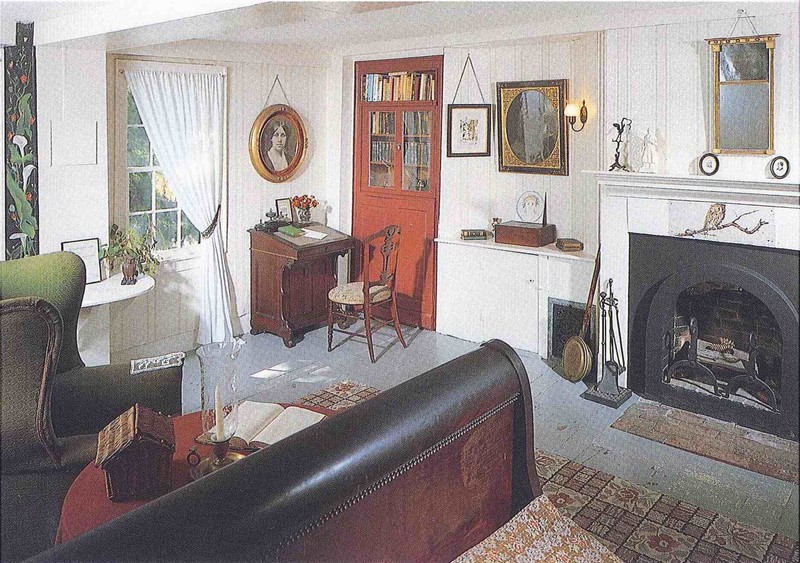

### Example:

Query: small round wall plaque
xmin=769 ymin=156 xmax=790 ymax=180
xmin=699 ymin=153 xmax=719 ymax=176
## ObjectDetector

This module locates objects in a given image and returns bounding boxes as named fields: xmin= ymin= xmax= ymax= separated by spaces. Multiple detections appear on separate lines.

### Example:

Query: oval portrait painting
xmin=249 ymin=104 xmax=307 ymax=183
xmin=505 ymin=90 xmax=559 ymax=165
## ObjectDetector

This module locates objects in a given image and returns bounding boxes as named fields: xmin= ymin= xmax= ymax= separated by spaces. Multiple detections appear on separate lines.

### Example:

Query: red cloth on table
xmin=56 ymin=405 xmax=334 ymax=544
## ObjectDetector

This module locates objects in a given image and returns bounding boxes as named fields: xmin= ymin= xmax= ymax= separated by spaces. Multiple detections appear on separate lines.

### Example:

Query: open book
xmin=197 ymin=402 xmax=326 ymax=451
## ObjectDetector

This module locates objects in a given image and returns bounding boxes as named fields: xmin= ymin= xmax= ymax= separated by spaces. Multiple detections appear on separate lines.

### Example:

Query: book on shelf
xmin=555 ymin=238 xmax=584 ymax=252
xmin=196 ymin=402 xmax=326 ymax=451
xmin=461 ymin=229 xmax=491 ymax=240
xmin=362 ymin=71 xmax=436 ymax=102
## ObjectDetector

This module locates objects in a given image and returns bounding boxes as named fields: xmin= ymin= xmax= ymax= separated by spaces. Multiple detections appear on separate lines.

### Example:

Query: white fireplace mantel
xmin=589 ymin=171 xmax=800 ymax=209
xmin=588 ymin=170 xmax=800 ymax=389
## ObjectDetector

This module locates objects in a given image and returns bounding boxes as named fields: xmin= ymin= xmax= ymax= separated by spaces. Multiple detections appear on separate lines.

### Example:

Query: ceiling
xmin=0 ymin=1 xmax=756 ymax=51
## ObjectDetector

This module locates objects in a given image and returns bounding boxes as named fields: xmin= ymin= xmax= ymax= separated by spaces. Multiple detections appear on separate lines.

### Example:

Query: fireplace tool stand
xmin=582 ymin=279 xmax=633 ymax=408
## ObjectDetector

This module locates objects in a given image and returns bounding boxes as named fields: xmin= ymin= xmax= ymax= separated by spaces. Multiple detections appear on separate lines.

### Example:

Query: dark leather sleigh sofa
xmin=33 ymin=340 xmax=543 ymax=562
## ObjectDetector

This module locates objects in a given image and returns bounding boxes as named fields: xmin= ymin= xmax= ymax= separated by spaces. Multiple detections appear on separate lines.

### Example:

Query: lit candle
xmin=215 ymin=384 xmax=224 ymax=441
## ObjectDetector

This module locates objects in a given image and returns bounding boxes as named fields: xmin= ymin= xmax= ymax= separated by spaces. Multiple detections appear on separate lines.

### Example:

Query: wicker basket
xmin=95 ymin=404 xmax=175 ymax=502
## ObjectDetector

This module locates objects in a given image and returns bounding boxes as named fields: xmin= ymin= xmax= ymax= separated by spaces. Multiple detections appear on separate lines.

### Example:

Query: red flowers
xmin=20 ymin=74 xmax=28 ymax=85
xmin=25 ymin=192 xmax=33 ymax=202
xmin=291 ymin=194 xmax=319 ymax=210
xmin=10 ymin=113 xmax=18 ymax=123
xmin=29 ymin=116 xmax=35 ymax=126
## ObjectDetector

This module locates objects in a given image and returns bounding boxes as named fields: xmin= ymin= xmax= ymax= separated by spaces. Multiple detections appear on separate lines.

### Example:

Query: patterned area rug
xmin=298 ymin=383 xmax=799 ymax=563
xmin=537 ymin=450 xmax=798 ymax=563
xmin=297 ymin=380 xmax=381 ymax=410
xmin=612 ymin=401 xmax=799 ymax=484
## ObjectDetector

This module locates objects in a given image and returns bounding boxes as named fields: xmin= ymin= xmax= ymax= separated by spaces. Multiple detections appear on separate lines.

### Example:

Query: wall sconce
xmin=565 ymin=100 xmax=588 ymax=132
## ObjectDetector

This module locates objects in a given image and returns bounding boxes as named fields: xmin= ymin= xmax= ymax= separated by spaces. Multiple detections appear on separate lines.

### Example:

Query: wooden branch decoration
xmin=678 ymin=208 xmax=769 ymax=237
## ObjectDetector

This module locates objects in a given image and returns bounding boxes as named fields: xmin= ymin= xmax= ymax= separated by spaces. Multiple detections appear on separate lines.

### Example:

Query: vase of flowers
xmin=291 ymin=194 xmax=318 ymax=225
xmin=100 ymin=223 xmax=160 ymax=285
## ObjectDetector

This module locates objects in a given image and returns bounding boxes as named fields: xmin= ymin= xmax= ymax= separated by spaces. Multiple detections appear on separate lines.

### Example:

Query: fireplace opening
xmin=628 ymin=234 xmax=798 ymax=441
xmin=667 ymin=282 xmax=782 ymax=412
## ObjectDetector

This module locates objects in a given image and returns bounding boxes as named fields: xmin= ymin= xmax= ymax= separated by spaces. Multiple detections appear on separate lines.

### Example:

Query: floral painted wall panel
xmin=4 ymin=23 xmax=39 ymax=259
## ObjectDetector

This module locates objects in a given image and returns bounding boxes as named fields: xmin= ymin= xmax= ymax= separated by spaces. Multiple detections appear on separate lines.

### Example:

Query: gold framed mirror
xmin=706 ymin=34 xmax=779 ymax=155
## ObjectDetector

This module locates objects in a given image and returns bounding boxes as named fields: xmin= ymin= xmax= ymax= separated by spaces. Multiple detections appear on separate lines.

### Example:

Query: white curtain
xmin=126 ymin=68 xmax=235 ymax=344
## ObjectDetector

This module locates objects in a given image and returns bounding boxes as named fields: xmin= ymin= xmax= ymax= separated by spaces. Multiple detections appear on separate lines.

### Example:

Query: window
xmin=126 ymin=90 xmax=200 ymax=253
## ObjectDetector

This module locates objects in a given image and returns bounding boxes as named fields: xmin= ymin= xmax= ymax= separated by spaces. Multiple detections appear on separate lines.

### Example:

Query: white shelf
xmin=434 ymin=237 xmax=594 ymax=263
xmin=82 ymin=273 xmax=155 ymax=308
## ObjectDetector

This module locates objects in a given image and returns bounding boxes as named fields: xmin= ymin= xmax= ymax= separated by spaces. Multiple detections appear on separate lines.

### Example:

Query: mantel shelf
xmin=585 ymin=170 xmax=800 ymax=209
xmin=435 ymin=237 xmax=594 ymax=263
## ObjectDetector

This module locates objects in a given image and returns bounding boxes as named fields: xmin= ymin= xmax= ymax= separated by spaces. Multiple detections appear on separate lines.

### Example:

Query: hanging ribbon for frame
xmin=726 ymin=9 xmax=760 ymax=37
xmin=264 ymin=75 xmax=291 ymax=108
xmin=451 ymin=53 xmax=487 ymax=105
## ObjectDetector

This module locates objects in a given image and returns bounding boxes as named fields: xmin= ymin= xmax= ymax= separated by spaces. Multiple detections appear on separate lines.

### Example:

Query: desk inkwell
xmin=254 ymin=209 xmax=290 ymax=233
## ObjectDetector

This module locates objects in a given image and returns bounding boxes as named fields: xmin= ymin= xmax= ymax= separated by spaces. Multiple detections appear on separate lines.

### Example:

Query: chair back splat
xmin=327 ymin=225 xmax=408 ymax=363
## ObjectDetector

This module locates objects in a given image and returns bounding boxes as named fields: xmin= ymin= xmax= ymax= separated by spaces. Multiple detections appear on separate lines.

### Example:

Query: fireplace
xmin=628 ymin=233 xmax=799 ymax=440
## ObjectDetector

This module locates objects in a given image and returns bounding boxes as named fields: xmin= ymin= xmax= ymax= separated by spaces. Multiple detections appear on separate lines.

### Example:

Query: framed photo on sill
xmin=61 ymin=238 xmax=101 ymax=284
xmin=496 ymin=79 xmax=569 ymax=176
xmin=447 ymin=104 xmax=491 ymax=157
xmin=275 ymin=198 xmax=292 ymax=221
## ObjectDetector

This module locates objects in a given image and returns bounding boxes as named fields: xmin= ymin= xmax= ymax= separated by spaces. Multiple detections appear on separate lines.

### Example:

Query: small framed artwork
xmin=249 ymin=104 xmax=308 ymax=183
xmin=447 ymin=104 xmax=491 ymax=157
xmin=61 ymin=238 xmax=101 ymax=284
xmin=275 ymin=198 xmax=292 ymax=221
xmin=496 ymin=79 xmax=568 ymax=176
xmin=699 ymin=152 xmax=719 ymax=176
xmin=769 ymin=155 xmax=790 ymax=179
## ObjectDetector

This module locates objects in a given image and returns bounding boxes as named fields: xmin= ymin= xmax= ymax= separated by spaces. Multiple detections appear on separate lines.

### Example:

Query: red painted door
xmin=352 ymin=56 xmax=442 ymax=329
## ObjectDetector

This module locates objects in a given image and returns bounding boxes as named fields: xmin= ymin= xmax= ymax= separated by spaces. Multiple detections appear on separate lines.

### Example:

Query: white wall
xmin=37 ymin=45 xmax=109 ymax=253
xmin=605 ymin=8 xmax=800 ymax=182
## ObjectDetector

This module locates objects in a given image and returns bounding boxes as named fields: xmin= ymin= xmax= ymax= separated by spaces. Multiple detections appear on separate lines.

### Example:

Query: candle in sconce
xmin=214 ymin=384 xmax=224 ymax=441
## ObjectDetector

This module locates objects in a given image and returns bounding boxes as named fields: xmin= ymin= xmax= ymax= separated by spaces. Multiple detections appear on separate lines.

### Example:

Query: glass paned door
xmin=402 ymin=111 xmax=431 ymax=192
xmin=368 ymin=111 xmax=395 ymax=189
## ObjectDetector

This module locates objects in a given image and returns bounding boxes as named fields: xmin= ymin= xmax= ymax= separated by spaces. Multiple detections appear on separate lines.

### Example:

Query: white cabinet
xmin=437 ymin=241 xmax=539 ymax=351
xmin=436 ymin=238 xmax=595 ymax=355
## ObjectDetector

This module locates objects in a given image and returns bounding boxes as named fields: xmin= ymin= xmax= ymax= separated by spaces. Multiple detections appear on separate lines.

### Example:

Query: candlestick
xmin=215 ymin=384 xmax=224 ymax=441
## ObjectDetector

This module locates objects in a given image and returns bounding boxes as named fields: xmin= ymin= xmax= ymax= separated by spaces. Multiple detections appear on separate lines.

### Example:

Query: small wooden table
xmin=249 ymin=224 xmax=356 ymax=347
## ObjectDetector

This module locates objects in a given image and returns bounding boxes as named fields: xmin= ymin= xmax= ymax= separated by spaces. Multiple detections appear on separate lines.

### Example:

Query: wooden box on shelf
xmin=494 ymin=221 xmax=556 ymax=248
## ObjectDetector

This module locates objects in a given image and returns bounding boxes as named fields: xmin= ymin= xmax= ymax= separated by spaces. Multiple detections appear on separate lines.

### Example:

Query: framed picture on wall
xmin=275 ymin=198 xmax=292 ymax=221
xmin=447 ymin=104 xmax=492 ymax=157
xmin=496 ymin=79 xmax=569 ymax=176
xmin=249 ymin=104 xmax=308 ymax=183
xmin=61 ymin=238 xmax=102 ymax=284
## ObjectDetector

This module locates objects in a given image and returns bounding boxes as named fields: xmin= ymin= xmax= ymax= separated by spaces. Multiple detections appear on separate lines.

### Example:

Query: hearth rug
xmin=612 ymin=400 xmax=799 ymax=485
xmin=298 ymin=383 xmax=799 ymax=563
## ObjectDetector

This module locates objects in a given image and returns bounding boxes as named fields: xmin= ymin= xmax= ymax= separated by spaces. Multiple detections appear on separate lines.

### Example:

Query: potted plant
xmin=100 ymin=223 xmax=160 ymax=285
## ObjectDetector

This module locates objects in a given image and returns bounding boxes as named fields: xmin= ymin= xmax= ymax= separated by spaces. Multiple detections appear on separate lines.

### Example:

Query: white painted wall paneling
xmin=604 ymin=9 xmax=800 ymax=182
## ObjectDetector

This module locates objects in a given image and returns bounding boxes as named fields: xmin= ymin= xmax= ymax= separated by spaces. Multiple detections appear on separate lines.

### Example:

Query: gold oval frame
xmin=248 ymin=104 xmax=308 ymax=183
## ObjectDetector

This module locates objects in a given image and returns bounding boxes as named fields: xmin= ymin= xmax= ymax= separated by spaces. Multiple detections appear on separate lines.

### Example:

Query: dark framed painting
xmin=447 ymin=104 xmax=491 ymax=157
xmin=249 ymin=104 xmax=308 ymax=183
xmin=61 ymin=237 xmax=101 ymax=283
xmin=496 ymin=79 xmax=569 ymax=176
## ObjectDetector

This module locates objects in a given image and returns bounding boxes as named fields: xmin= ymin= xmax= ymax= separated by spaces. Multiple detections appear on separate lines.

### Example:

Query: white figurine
xmin=640 ymin=128 xmax=657 ymax=173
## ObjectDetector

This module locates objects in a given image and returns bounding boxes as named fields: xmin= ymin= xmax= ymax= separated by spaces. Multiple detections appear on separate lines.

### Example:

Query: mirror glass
xmin=707 ymin=35 xmax=778 ymax=154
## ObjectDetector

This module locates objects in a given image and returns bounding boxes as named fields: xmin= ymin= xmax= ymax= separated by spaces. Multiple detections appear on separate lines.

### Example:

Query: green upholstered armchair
xmin=0 ymin=297 xmax=99 ymax=561
xmin=0 ymin=252 xmax=183 ymax=437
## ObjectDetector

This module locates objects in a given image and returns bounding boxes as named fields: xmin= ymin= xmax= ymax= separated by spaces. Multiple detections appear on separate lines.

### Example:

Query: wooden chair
xmin=327 ymin=225 xmax=408 ymax=363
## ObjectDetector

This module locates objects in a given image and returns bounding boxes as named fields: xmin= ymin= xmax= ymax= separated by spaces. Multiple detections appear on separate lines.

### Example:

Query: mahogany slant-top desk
xmin=249 ymin=224 xmax=356 ymax=347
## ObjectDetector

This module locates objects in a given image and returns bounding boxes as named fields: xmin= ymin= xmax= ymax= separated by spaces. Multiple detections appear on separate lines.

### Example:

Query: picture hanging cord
xmin=451 ymin=53 xmax=487 ymax=105
xmin=265 ymin=75 xmax=291 ymax=107
xmin=726 ymin=9 xmax=759 ymax=38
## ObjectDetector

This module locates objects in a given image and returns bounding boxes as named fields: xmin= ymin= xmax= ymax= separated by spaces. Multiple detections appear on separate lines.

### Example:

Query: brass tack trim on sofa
xmin=277 ymin=393 xmax=521 ymax=554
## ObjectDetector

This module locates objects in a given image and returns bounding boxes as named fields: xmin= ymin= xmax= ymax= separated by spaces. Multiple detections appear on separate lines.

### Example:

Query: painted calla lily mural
xmin=4 ymin=23 xmax=39 ymax=259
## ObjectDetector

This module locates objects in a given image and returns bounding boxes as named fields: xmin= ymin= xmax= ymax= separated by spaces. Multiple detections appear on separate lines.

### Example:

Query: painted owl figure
xmin=703 ymin=203 xmax=726 ymax=230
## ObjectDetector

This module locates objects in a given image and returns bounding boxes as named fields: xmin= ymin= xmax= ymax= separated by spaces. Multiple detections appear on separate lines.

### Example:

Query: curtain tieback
xmin=201 ymin=205 xmax=222 ymax=239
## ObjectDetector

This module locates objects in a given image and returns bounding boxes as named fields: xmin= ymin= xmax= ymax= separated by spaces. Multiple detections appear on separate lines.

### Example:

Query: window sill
xmin=157 ymin=246 xmax=201 ymax=264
